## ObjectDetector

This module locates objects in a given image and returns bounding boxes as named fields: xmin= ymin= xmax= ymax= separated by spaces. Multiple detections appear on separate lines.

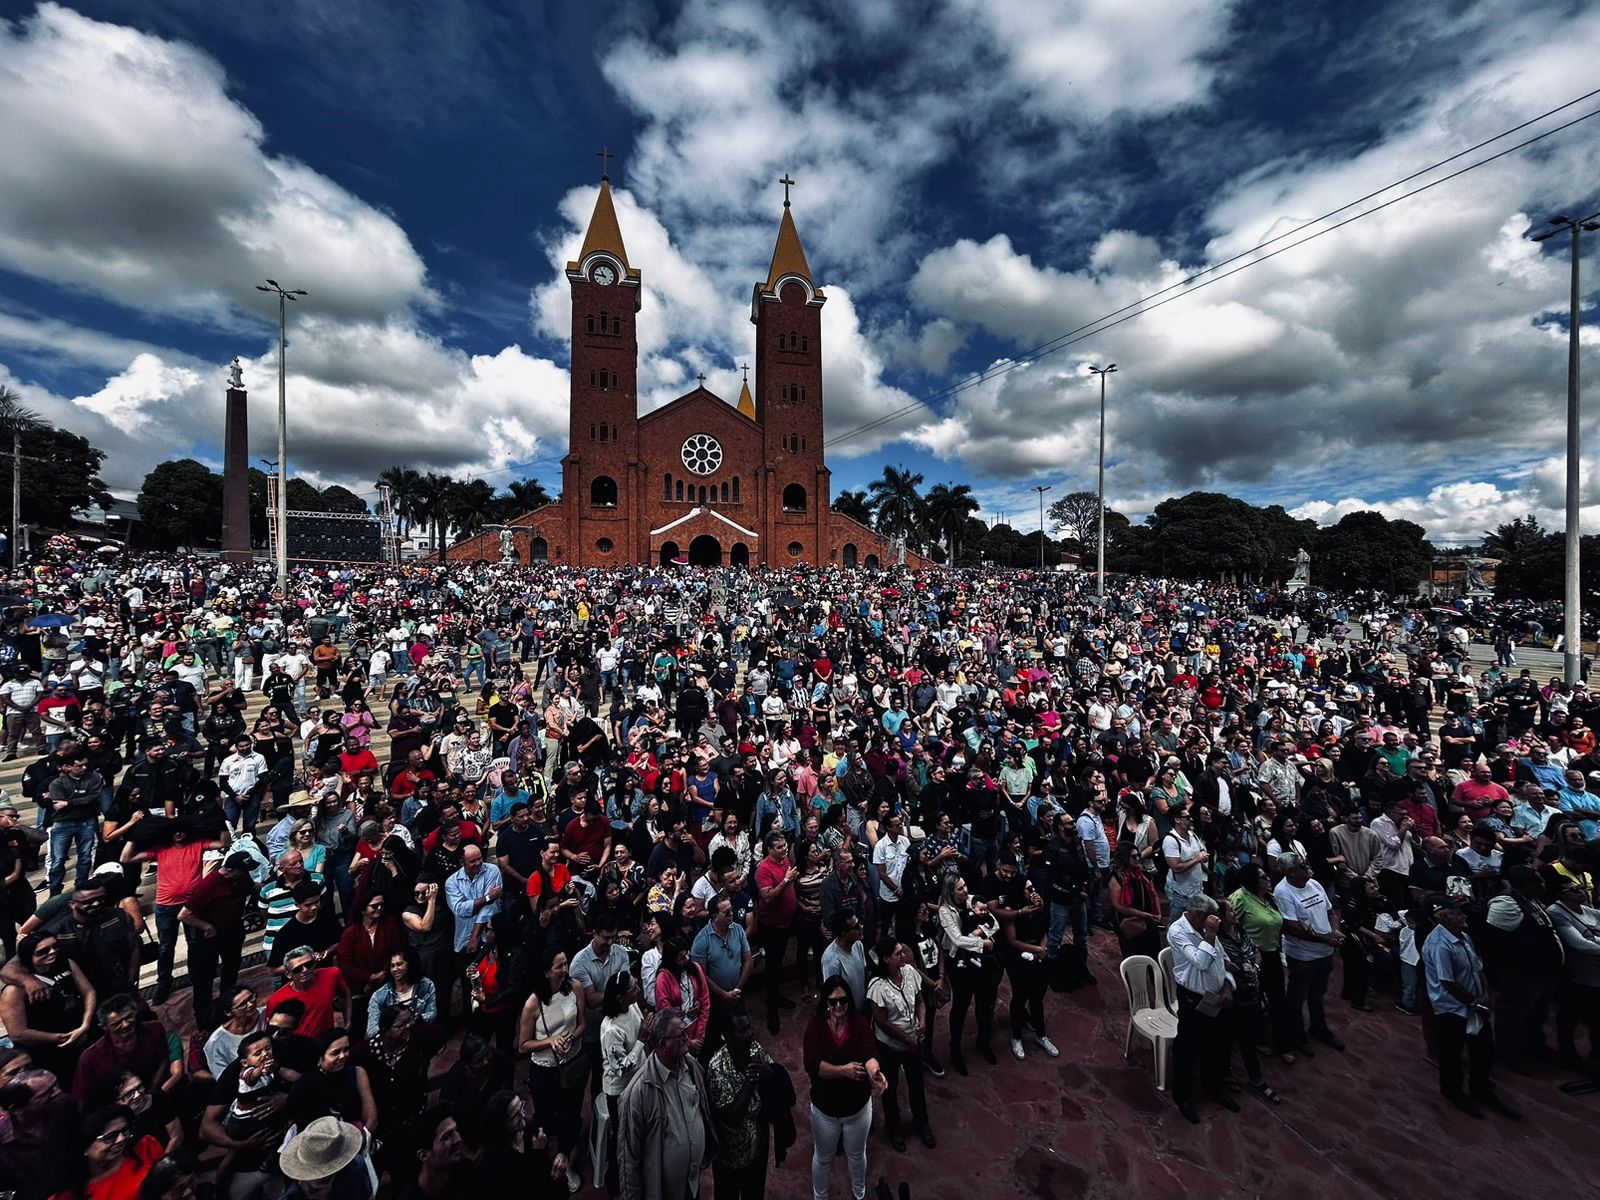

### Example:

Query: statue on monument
xmin=227 ymin=357 xmax=244 ymax=390
xmin=1464 ymin=556 xmax=1491 ymax=595
xmin=1286 ymin=546 xmax=1311 ymax=592
xmin=498 ymin=526 xmax=518 ymax=564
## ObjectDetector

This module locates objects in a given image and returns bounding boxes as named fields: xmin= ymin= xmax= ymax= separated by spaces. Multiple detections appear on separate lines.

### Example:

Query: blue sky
xmin=0 ymin=0 xmax=1597 ymax=544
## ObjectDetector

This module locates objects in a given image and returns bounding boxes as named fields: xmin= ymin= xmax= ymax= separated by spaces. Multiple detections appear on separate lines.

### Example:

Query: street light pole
xmin=1034 ymin=485 xmax=1051 ymax=570
xmin=256 ymin=279 xmax=306 ymax=595
xmin=1088 ymin=364 xmax=1117 ymax=603
xmin=1532 ymin=213 xmax=1598 ymax=686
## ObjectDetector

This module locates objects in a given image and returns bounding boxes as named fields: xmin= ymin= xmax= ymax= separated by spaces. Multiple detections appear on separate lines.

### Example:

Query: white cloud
xmin=0 ymin=4 xmax=432 ymax=323
xmin=957 ymin=0 xmax=1235 ymax=121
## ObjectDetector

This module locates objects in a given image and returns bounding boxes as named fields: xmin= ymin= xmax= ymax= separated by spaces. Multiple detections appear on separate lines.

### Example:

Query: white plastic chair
xmin=1120 ymin=953 xmax=1180 ymax=1091
xmin=1157 ymin=946 xmax=1179 ymax=1016
xmin=588 ymin=1091 xmax=610 ymax=1181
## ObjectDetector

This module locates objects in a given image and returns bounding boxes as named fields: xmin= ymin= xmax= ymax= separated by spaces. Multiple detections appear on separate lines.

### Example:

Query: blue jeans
xmin=1047 ymin=900 xmax=1086 ymax=958
xmin=462 ymin=660 xmax=485 ymax=688
xmin=47 ymin=819 xmax=97 ymax=892
xmin=154 ymin=902 xmax=183 ymax=987
xmin=1401 ymin=960 xmax=1420 ymax=1010
xmin=223 ymin=788 xmax=262 ymax=834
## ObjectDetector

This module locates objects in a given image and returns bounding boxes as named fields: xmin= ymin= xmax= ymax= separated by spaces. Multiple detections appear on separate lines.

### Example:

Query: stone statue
xmin=227 ymin=357 xmax=243 ymax=390
xmin=1286 ymin=546 xmax=1311 ymax=593
xmin=1464 ymin=557 xmax=1491 ymax=595
xmin=498 ymin=527 xmax=517 ymax=563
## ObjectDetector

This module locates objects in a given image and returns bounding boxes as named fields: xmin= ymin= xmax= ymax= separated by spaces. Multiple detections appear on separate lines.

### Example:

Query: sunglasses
xmin=826 ymin=996 xmax=850 ymax=1008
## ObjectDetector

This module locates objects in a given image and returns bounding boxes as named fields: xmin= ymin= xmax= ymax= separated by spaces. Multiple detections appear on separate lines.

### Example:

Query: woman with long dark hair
xmin=802 ymin=975 xmax=886 ymax=1200
xmin=49 ymin=1105 xmax=163 ymax=1200
xmin=476 ymin=1089 xmax=564 ymax=1199
xmin=1106 ymin=841 xmax=1164 ymax=960
xmin=517 ymin=946 xmax=585 ymax=1194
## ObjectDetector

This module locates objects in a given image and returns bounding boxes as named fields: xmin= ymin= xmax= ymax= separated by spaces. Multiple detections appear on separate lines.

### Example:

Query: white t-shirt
xmin=0 ymin=678 xmax=42 ymax=710
xmin=1273 ymin=877 xmax=1335 ymax=961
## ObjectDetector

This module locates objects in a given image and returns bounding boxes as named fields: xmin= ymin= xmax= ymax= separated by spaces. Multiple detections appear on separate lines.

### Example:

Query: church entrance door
xmin=688 ymin=535 xmax=723 ymax=567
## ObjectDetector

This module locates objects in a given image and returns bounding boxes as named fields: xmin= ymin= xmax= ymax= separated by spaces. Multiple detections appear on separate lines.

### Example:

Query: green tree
xmin=0 ymin=426 xmax=112 ymax=529
xmin=1492 ymin=531 xmax=1600 ymax=602
xmin=411 ymin=472 xmax=453 ymax=553
xmin=867 ymin=466 xmax=926 ymax=550
xmin=448 ymin=479 xmax=496 ymax=542
xmin=137 ymin=459 xmax=222 ymax=549
xmin=1146 ymin=492 xmax=1273 ymax=579
xmin=924 ymin=482 xmax=980 ymax=562
xmin=506 ymin=478 xmax=553 ymax=510
xmin=320 ymin=485 xmax=368 ymax=514
xmin=284 ymin=477 xmax=326 ymax=512
xmin=1314 ymin=510 xmax=1434 ymax=593
xmin=1483 ymin=516 xmax=1545 ymax=558
xmin=1046 ymin=490 xmax=1102 ymax=550
xmin=832 ymin=489 xmax=872 ymax=525
xmin=376 ymin=465 xmax=423 ymax=535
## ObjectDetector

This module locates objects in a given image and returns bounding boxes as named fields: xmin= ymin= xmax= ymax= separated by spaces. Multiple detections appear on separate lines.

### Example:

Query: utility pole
xmin=1532 ymin=213 xmax=1598 ymax=685
xmin=1088 ymin=364 xmax=1117 ymax=603
xmin=256 ymin=279 xmax=306 ymax=595
xmin=1034 ymin=485 xmax=1051 ymax=570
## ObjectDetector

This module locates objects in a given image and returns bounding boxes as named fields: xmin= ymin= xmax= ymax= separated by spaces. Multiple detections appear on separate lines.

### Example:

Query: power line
xmin=823 ymin=89 xmax=1600 ymax=452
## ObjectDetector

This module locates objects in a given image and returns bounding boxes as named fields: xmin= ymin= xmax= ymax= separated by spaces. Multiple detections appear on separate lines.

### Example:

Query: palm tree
xmin=831 ymin=489 xmax=872 ymax=525
xmin=410 ymin=472 xmax=453 ymax=554
xmin=924 ymin=482 xmax=979 ymax=562
xmin=506 ymin=478 xmax=552 ymax=511
xmin=448 ymin=479 xmax=497 ymax=542
xmin=867 ymin=465 xmax=926 ymax=551
xmin=0 ymin=387 xmax=43 ymax=567
xmin=376 ymin=465 xmax=423 ymax=535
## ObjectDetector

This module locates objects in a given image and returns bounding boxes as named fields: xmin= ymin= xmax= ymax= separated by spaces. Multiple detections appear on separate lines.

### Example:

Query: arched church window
xmin=664 ymin=473 xmax=672 ymax=501
xmin=590 ymin=476 xmax=618 ymax=507
xmin=732 ymin=476 xmax=740 ymax=504
xmin=586 ymin=316 xmax=595 ymax=334
xmin=720 ymin=482 xmax=728 ymax=503
xmin=599 ymin=424 xmax=608 ymax=443
xmin=613 ymin=318 xmax=621 ymax=335
xmin=782 ymin=483 xmax=807 ymax=513
xmin=676 ymin=480 xmax=684 ymax=501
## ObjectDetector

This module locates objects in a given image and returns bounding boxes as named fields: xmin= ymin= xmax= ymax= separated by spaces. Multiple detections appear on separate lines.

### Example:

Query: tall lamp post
xmin=1532 ymin=213 xmax=1598 ymax=686
xmin=1088 ymin=364 xmax=1117 ymax=603
xmin=1034 ymin=485 xmax=1051 ymax=570
xmin=256 ymin=279 xmax=306 ymax=593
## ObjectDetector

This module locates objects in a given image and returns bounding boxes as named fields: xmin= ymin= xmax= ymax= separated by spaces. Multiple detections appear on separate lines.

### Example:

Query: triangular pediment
xmin=638 ymin=385 xmax=758 ymax=429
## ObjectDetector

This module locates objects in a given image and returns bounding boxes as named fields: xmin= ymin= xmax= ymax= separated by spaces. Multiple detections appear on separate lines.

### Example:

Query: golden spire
xmin=762 ymin=172 xmax=813 ymax=292
xmin=578 ymin=175 xmax=631 ymax=270
xmin=736 ymin=362 xmax=756 ymax=419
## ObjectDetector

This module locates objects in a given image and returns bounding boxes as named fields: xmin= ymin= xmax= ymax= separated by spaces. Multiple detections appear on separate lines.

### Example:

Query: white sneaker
xmin=565 ymin=1167 xmax=580 ymax=1194
xmin=1010 ymin=1037 xmax=1025 ymax=1060
xmin=1037 ymin=1036 xmax=1060 ymax=1058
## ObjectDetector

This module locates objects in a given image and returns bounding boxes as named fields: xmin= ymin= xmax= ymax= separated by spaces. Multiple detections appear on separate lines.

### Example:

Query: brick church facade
xmin=448 ymin=174 xmax=907 ymax=569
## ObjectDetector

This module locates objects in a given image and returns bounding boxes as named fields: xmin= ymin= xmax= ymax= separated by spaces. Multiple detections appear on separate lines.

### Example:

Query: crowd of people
xmin=0 ymin=548 xmax=1592 ymax=1200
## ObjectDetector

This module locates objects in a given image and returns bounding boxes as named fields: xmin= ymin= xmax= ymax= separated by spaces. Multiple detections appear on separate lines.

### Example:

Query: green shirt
xmin=1227 ymin=887 xmax=1284 ymax=954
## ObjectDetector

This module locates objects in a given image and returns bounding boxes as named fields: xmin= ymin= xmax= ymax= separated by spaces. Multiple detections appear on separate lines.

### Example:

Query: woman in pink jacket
xmin=651 ymin=937 xmax=709 ymax=1052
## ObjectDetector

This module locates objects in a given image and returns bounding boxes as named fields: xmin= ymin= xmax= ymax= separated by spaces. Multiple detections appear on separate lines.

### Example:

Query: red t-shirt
xmin=526 ymin=862 xmax=572 ymax=900
xmin=152 ymin=841 xmax=207 ymax=906
xmin=1451 ymin=778 xmax=1510 ymax=820
xmin=754 ymin=855 xmax=797 ymax=928
xmin=266 ymin=967 xmax=349 ymax=1037
xmin=338 ymin=748 xmax=380 ymax=776
xmin=561 ymin=815 xmax=609 ymax=868
xmin=49 ymin=1134 xmax=163 ymax=1200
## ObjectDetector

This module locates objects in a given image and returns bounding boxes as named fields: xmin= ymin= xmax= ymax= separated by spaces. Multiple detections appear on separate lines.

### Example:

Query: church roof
xmin=575 ymin=177 xmax=633 ymax=272
xmin=762 ymin=204 xmax=814 ymax=292
xmin=736 ymin=378 xmax=756 ymax=419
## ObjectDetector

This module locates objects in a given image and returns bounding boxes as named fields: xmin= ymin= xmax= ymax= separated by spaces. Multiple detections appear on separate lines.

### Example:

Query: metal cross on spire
xmin=696 ymin=372 xmax=707 ymax=385
xmin=741 ymin=362 xmax=750 ymax=382
xmin=596 ymin=145 xmax=615 ymax=180
xmin=778 ymin=173 xmax=795 ymax=207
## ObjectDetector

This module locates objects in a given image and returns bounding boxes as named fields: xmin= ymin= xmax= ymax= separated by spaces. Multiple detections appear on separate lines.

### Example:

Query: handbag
xmin=541 ymin=999 xmax=588 ymax=1091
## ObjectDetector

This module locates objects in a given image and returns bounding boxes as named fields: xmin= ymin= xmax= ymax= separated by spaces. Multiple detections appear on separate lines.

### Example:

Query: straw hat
xmin=279 ymin=1117 xmax=364 ymax=1181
